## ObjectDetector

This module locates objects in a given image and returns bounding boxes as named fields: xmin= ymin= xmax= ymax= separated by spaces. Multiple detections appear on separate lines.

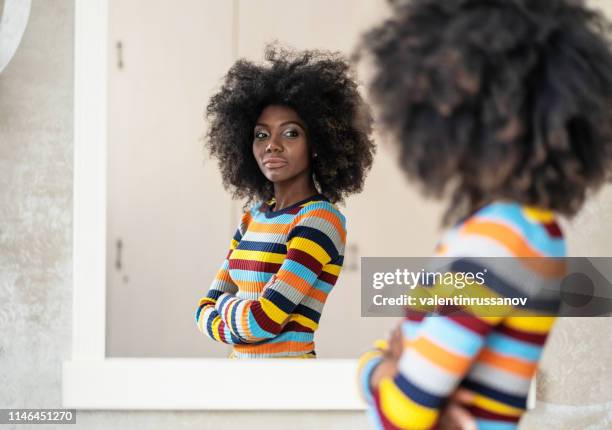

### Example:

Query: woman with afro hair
xmin=356 ymin=0 xmax=612 ymax=429
xmin=195 ymin=46 xmax=375 ymax=358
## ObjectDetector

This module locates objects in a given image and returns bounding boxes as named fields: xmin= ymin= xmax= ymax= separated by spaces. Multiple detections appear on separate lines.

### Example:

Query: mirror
xmin=105 ymin=0 xmax=446 ymax=359
xmin=0 ymin=0 xmax=31 ymax=74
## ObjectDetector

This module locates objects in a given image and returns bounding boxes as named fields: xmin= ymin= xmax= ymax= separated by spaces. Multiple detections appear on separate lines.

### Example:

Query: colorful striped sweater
xmin=195 ymin=193 xmax=346 ymax=358
xmin=358 ymin=202 xmax=566 ymax=430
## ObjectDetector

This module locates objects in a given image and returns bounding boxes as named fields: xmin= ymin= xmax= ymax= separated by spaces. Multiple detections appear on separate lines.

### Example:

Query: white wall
xmin=2 ymin=0 xmax=612 ymax=428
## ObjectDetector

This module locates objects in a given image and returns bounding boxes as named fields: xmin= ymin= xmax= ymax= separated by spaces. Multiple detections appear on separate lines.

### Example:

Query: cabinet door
xmin=238 ymin=0 xmax=446 ymax=357
xmin=106 ymin=0 xmax=235 ymax=357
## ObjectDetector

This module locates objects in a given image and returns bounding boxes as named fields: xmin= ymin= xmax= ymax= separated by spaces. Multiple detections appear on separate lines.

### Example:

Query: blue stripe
xmin=232 ymin=228 xmax=242 ymax=243
xmin=235 ymin=240 xmax=287 ymax=254
xmin=281 ymin=259 xmax=318 ymax=284
xmin=314 ymin=279 xmax=333 ymax=294
xmin=401 ymin=319 xmax=421 ymax=341
xmin=462 ymin=379 xmax=527 ymax=409
xmin=475 ymin=419 xmax=518 ymax=430
xmin=288 ymin=226 xmax=338 ymax=260
xmin=228 ymin=269 xmax=274 ymax=282
xmin=449 ymin=259 xmax=561 ymax=313
xmin=393 ymin=372 xmax=444 ymax=408
xmin=205 ymin=310 xmax=217 ymax=340
xmin=264 ymin=288 xmax=298 ymax=313
xmin=360 ymin=355 xmax=383 ymax=405
xmin=230 ymin=299 xmax=239 ymax=340
xmin=420 ymin=316 xmax=485 ymax=356
xmin=487 ymin=332 xmax=542 ymax=361
xmin=247 ymin=309 xmax=275 ymax=340
xmin=476 ymin=203 xmax=565 ymax=257
xmin=263 ymin=331 xmax=314 ymax=343
xmin=294 ymin=303 xmax=321 ymax=323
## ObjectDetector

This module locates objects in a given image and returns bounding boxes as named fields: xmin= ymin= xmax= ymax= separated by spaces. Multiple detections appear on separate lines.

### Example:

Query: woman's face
xmin=253 ymin=105 xmax=311 ymax=184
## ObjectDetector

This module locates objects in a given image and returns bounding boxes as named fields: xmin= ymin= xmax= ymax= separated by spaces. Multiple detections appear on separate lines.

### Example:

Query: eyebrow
xmin=255 ymin=121 xmax=305 ymax=128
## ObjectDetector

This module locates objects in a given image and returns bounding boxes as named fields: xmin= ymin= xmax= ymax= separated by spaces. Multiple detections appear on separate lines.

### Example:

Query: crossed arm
xmin=196 ymin=205 xmax=346 ymax=344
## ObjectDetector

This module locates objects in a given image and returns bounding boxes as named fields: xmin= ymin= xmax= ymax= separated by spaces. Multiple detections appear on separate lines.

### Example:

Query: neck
xmin=272 ymin=171 xmax=318 ymax=211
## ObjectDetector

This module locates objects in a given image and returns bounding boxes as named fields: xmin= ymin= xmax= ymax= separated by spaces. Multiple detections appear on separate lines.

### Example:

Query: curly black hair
xmin=204 ymin=45 xmax=375 ymax=205
xmin=358 ymin=0 xmax=612 ymax=223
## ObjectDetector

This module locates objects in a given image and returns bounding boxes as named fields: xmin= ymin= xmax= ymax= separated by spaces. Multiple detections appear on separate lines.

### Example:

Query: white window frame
xmin=61 ymin=0 xmax=364 ymax=410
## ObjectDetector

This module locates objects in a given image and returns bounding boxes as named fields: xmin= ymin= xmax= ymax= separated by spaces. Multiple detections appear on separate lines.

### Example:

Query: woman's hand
xmin=369 ymin=324 xmax=477 ymax=430
xmin=437 ymin=390 xmax=477 ymax=430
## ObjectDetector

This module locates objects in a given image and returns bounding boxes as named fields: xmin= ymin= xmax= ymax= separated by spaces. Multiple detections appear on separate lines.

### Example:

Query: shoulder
xmin=438 ymin=201 xmax=566 ymax=258
xmin=294 ymin=199 xmax=347 ymax=234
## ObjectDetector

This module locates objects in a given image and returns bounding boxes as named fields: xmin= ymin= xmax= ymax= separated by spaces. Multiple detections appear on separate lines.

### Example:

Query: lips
xmin=263 ymin=157 xmax=288 ymax=169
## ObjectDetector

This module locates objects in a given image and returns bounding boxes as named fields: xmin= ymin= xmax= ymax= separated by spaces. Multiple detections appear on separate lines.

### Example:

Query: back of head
xmin=360 ymin=0 xmax=612 ymax=223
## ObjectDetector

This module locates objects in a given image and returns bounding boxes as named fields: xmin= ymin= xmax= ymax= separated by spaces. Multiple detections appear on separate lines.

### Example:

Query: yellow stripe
xmin=287 ymin=313 xmax=318 ymax=331
xmin=504 ymin=316 xmax=556 ymax=333
xmin=210 ymin=316 xmax=223 ymax=342
xmin=373 ymin=339 xmax=389 ymax=351
xmin=472 ymin=394 xmax=524 ymax=416
xmin=324 ymin=263 xmax=342 ymax=276
xmin=358 ymin=350 xmax=384 ymax=373
xmin=289 ymin=237 xmax=330 ymax=263
xmin=379 ymin=377 xmax=438 ymax=429
xmin=230 ymin=249 xmax=286 ymax=264
xmin=523 ymin=206 xmax=555 ymax=223
xmin=259 ymin=297 xmax=288 ymax=324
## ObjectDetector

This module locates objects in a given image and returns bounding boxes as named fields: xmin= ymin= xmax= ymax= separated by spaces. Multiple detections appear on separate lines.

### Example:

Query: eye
xmin=283 ymin=129 xmax=300 ymax=138
xmin=254 ymin=130 xmax=269 ymax=140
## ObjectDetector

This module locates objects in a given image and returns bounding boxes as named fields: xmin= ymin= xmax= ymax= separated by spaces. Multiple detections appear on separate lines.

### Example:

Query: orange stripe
xmin=234 ymin=340 xmax=314 ymax=354
xmin=247 ymin=220 xmax=292 ymax=234
xmin=478 ymin=348 xmax=537 ymax=378
xmin=412 ymin=337 xmax=472 ymax=375
xmin=215 ymin=270 xmax=233 ymax=282
xmin=305 ymin=287 xmax=328 ymax=303
xmin=291 ymin=209 xmax=347 ymax=243
xmin=276 ymin=269 xmax=312 ymax=295
xmin=461 ymin=220 xmax=566 ymax=277
xmin=240 ymin=302 xmax=254 ymax=340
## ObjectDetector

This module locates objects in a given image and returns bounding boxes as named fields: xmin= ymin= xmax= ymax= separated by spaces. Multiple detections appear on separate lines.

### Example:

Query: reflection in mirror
xmin=195 ymin=51 xmax=376 ymax=358
xmin=106 ymin=0 xmax=445 ymax=359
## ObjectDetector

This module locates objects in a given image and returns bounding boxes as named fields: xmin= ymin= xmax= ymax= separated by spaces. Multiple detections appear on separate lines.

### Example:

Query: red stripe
xmin=286 ymin=248 xmax=323 ymax=274
xmin=498 ymin=324 xmax=547 ymax=345
xmin=250 ymin=301 xmax=282 ymax=335
xmin=283 ymin=321 xmax=313 ymax=333
xmin=372 ymin=389 xmax=405 ymax=430
xmin=319 ymin=271 xmax=337 ymax=285
xmin=448 ymin=313 xmax=495 ymax=336
xmin=543 ymin=221 xmax=563 ymax=238
xmin=467 ymin=405 xmax=521 ymax=423
xmin=404 ymin=308 xmax=427 ymax=321
xmin=229 ymin=258 xmax=281 ymax=274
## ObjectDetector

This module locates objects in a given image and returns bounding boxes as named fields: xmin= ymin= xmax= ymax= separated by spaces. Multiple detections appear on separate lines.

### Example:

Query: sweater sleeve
xmin=214 ymin=203 xmax=346 ymax=343
xmin=195 ymin=210 xmax=253 ymax=345
xmin=358 ymin=212 xmax=563 ymax=429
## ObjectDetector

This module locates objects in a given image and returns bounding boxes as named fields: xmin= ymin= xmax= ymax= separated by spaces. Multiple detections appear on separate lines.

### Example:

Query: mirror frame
xmin=61 ymin=0 xmax=363 ymax=410
xmin=62 ymin=0 xmax=535 ymax=411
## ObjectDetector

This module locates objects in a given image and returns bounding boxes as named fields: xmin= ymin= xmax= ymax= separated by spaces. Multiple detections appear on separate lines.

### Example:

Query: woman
xmin=356 ymin=0 xmax=612 ymax=429
xmin=195 ymin=46 xmax=375 ymax=358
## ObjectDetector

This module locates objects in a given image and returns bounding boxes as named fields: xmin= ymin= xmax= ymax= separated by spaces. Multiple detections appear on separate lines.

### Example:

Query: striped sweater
xmin=195 ymin=193 xmax=346 ymax=358
xmin=358 ymin=202 xmax=566 ymax=430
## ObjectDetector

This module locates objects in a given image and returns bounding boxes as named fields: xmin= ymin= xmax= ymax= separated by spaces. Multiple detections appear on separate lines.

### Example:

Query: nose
xmin=265 ymin=136 xmax=283 ymax=153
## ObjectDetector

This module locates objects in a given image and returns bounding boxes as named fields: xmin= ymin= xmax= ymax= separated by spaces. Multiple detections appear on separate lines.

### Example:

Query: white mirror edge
xmin=61 ymin=0 xmax=366 ymax=410
xmin=62 ymin=0 xmax=534 ymax=411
